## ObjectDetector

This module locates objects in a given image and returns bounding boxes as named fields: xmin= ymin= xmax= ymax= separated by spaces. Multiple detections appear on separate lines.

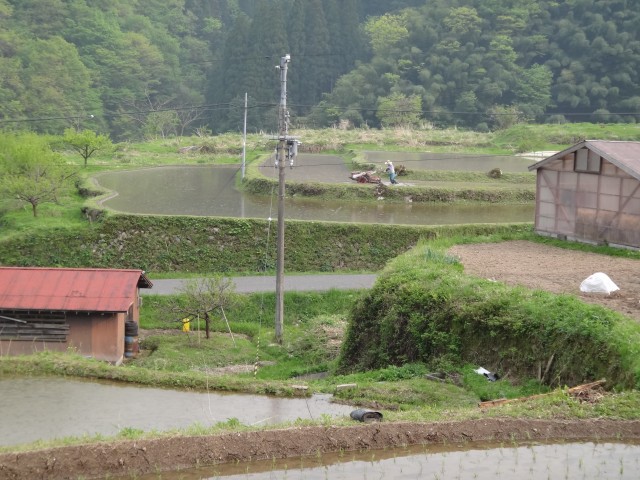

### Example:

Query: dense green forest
xmin=0 ymin=0 xmax=638 ymax=140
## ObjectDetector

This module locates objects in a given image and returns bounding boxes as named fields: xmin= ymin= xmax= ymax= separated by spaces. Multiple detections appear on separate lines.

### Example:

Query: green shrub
xmin=337 ymin=243 xmax=640 ymax=389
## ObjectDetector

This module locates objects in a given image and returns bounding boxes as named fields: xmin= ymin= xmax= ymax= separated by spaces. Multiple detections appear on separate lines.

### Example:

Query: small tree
xmin=376 ymin=92 xmax=423 ymax=128
xmin=168 ymin=276 xmax=236 ymax=339
xmin=63 ymin=128 xmax=112 ymax=167
xmin=364 ymin=13 xmax=409 ymax=56
xmin=143 ymin=111 xmax=179 ymax=139
xmin=0 ymin=133 xmax=77 ymax=217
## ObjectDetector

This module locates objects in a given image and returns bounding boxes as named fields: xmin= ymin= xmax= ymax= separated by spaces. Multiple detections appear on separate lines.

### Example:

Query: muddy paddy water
xmin=0 ymin=377 xmax=354 ymax=447
xmin=128 ymin=441 xmax=640 ymax=479
xmin=364 ymin=150 xmax=537 ymax=172
xmin=95 ymin=164 xmax=533 ymax=224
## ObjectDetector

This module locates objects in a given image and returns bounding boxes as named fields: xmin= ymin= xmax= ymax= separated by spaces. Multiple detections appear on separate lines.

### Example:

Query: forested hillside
xmin=0 ymin=0 xmax=638 ymax=140
xmin=316 ymin=0 xmax=640 ymax=131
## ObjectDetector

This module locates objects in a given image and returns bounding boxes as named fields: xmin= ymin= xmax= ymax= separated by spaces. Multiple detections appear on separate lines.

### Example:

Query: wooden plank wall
xmin=0 ymin=312 xmax=69 ymax=342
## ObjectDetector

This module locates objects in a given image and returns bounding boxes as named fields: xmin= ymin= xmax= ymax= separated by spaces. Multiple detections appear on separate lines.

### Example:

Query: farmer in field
xmin=385 ymin=160 xmax=398 ymax=184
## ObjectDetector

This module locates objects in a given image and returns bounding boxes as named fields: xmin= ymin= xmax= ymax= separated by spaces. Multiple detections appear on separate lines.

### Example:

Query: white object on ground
xmin=475 ymin=367 xmax=490 ymax=375
xmin=579 ymin=272 xmax=619 ymax=294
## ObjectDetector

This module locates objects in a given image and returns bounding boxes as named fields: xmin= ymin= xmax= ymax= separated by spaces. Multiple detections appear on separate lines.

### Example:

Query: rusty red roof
xmin=529 ymin=140 xmax=640 ymax=180
xmin=0 ymin=267 xmax=153 ymax=312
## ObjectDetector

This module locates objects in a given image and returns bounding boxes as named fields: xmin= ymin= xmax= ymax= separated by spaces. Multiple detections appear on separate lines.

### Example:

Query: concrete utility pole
xmin=241 ymin=92 xmax=247 ymax=179
xmin=274 ymin=54 xmax=290 ymax=344
xmin=272 ymin=54 xmax=300 ymax=344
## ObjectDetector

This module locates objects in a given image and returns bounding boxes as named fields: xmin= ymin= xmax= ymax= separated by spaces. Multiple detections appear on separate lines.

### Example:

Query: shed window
xmin=574 ymin=148 xmax=601 ymax=173
xmin=0 ymin=311 xmax=69 ymax=342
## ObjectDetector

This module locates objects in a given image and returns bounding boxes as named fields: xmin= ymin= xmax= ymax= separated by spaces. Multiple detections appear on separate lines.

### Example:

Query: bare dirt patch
xmin=448 ymin=240 xmax=640 ymax=322
xmin=2 ymin=419 xmax=640 ymax=480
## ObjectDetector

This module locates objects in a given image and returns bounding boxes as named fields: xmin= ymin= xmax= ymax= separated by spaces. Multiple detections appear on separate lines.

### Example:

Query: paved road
xmin=142 ymin=274 xmax=378 ymax=295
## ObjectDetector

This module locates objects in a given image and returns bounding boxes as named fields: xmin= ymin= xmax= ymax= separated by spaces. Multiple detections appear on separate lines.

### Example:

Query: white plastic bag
xmin=579 ymin=272 xmax=619 ymax=294
xmin=474 ymin=366 xmax=499 ymax=381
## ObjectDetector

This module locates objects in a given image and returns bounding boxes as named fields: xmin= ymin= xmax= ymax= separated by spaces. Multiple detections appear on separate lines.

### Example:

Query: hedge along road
xmin=143 ymin=274 xmax=378 ymax=295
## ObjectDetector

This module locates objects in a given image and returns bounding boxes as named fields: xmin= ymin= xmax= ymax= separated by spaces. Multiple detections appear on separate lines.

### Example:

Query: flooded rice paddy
xmin=0 ymin=377 xmax=354 ymax=447
xmin=128 ymin=441 xmax=640 ymax=479
xmin=94 ymin=164 xmax=534 ymax=224
xmin=364 ymin=150 xmax=537 ymax=172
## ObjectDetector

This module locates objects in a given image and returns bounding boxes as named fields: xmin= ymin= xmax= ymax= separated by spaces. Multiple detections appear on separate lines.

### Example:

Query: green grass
xmin=460 ymin=365 xmax=550 ymax=402
xmin=333 ymin=377 xmax=480 ymax=411
xmin=55 ymin=135 xmax=265 ymax=170
xmin=394 ymin=170 xmax=536 ymax=185
xmin=492 ymin=123 xmax=640 ymax=152
xmin=425 ymin=230 xmax=640 ymax=261
xmin=0 ymin=210 xmax=533 ymax=272
xmin=0 ymin=192 xmax=88 ymax=240
xmin=138 ymin=290 xmax=357 ymax=378
xmin=337 ymin=241 xmax=640 ymax=389
xmin=141 ymin=290 xmax=360 ymax=330
xmin=297 ymin=123 xmax=640 ymax=155
xmin=134 ymin=333 xmax=262 ymax=372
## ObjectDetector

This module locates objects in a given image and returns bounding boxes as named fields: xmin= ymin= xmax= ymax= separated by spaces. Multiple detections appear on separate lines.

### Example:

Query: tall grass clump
xmin=337 ymin=243 xmax=640 ymax=389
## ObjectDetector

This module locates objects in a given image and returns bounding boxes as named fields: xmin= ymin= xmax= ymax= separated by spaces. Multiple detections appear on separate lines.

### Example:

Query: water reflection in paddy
xmin=0 ymin=377 xmax=354 ymax=447
xmin=364 ymin=150 xmax=537 ymax=172
xmin=95 ymin=166 xmax=534 ymax=225
xmin=132 ymin=441 xmax=640 ymax=480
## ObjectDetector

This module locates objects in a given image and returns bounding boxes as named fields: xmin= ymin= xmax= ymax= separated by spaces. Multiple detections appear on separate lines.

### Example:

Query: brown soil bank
xmin=2 ymin=419 xmax=640 ymax=480
xmin=448 ymin=240 xmax=640 ymax=323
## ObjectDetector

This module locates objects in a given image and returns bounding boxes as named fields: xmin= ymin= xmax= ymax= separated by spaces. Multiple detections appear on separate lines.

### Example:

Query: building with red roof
xmin=0 ymin=267 xmax=152 ymax=364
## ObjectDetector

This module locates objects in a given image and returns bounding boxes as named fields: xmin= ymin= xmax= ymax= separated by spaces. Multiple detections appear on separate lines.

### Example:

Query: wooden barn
xmin=0 ymin=267 xmax=152 ymax=364
xmin=528 ymin=140 xmax=640 ymax=250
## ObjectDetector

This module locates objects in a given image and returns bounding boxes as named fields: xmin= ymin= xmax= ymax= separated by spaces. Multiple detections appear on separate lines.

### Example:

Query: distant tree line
xmin=315 ymin=0 xmax=640 ymax=130
xmin=0 ymin=0 xmax=638 ymax=139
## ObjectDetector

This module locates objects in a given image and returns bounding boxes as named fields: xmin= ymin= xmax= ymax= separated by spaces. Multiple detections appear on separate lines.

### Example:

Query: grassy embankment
xmin=338 ymin=240 xmax=640 ymax=388
xmin=2 ymin=124 xmax=640 ymax=451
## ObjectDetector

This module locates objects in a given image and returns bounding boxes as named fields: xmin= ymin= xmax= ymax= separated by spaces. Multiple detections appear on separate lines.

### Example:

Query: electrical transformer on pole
xmin=274 ymin=54 xmax=300 ymax=344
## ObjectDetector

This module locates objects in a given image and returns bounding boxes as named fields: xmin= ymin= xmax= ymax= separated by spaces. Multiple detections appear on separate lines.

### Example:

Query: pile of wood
xmin=478 ymin=379 xmax=607 ymax=409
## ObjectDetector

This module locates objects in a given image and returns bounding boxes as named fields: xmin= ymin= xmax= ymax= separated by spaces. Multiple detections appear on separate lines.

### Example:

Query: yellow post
xmin=182 ymin=318 xmax=190 ymax=332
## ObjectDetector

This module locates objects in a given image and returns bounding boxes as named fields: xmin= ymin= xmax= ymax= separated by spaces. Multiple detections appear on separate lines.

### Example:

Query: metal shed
xmin=528 ymin=140 xmax=640 ymax=249
xmin=0 ymin=267 xmax=152 ymax=364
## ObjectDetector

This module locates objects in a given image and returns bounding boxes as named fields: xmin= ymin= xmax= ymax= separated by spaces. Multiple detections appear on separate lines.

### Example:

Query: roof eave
xmin=138 ymin=272 xmax=153 ymax=289
xmin=585 ymin=141 xmax=640 ymax=181
xmin=527 ymin=141 xmax=588 ymax=171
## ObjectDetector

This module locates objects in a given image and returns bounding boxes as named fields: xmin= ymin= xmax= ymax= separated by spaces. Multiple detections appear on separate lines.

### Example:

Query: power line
xmin=2 ymin=99 xmax=637 ymax=126
xmin=256 ymin=154 xmax=533 ymax=170
xmin=0 ymin=103 xmax=235 ymax=125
